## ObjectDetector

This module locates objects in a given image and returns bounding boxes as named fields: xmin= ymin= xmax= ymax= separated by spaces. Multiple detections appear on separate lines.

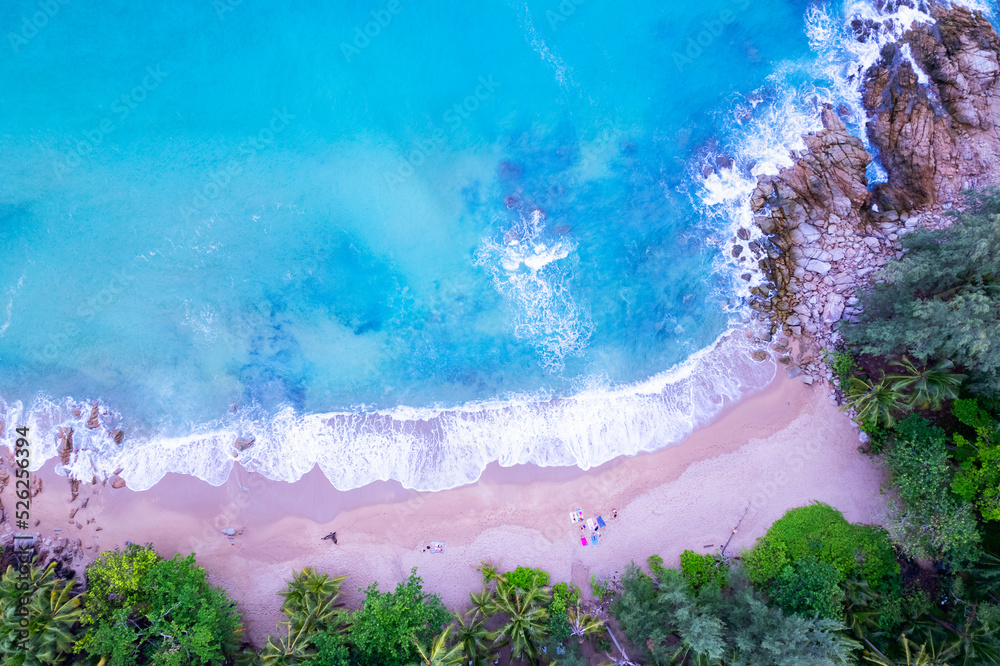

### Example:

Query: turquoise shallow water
xmin=0 ymin=0 xmax=975 ymax=490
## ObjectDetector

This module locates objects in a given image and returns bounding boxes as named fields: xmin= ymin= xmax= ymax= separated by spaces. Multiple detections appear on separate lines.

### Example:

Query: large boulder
xmin=750 ymin=107 xmax=872 ymax=233
xmin=862 ymin=3 xmax=1000 ymax=209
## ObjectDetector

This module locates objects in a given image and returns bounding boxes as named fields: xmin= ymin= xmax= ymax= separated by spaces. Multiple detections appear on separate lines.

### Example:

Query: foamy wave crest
xmin=475 ymin=208 xmax=594 ymax=370
xmin=0 ymin=332 xmax=774 ymax=492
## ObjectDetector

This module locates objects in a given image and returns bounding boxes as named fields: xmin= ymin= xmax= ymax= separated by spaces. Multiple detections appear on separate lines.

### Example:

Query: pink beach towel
xmin=580 ymin=537 xmax=588 ymax=546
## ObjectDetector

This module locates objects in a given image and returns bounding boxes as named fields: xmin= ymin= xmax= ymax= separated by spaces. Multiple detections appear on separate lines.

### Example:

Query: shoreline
xmin=1 ymin=327 xmax=775 ymax=493
xmin=0 ymin=2 xmax=996 ymax=663
xmin=5 ymin=373 xmax=887 ymax=646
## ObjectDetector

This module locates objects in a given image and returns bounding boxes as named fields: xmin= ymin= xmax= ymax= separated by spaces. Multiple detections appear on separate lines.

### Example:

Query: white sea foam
xmin=9 ymin=0 xmax=980 ymax=494
xmin=0 ymin=275 xmax=24 ymax=338
xmin=509 ymin=0 xmax=573 ymax=89
xmin=695 ymin=0 xmax=988 ymax=296
xmin=899 ymin=43 xmax=931 ymax=85
xmin=475 ymin=208 xmax=594 ymax=370
xmin=1 ymin=330 xmax=774 ymax=491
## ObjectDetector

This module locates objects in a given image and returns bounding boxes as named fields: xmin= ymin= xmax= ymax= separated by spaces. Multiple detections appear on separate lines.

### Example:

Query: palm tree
xmin=413 ymin=626 xmax=465 ymax=666
xmin=469 ymin=587 xmax=494 ymax=618
xmin=843 ymin=578 xmax=881 ymax=643
xmin=262 ymin=569 xmax=350 ymax=665
xmin=567 ymin=601 xmax=604 ymax=643
xmin=477 ymin=560 xmax=504 ymax=585
xmin=262 ymin=621 xmax=315 ymax=666
xmin=1 ymin=559 xmax=82 ymax=665
xmin=487 ymin=583 xmax=550 ymax=666
xmin=454 ymin=610 xmax=490 ymax=666
xmin=601 ymin=625 xmax=640 ymax=666
xmin=278 ymin=567 xmax=347 ymax=618
xmin=28 ymin=576 xmax=82 ymax=665
xmin=845 ymin=376 xmax=909 ymax=428
xmin=911 ymin=601 xmax=1000 ymax=664
xmin=888 ymin=357 xmax=965 ymax=411
xmin=862 ymin=632 xmax=949 ymax=665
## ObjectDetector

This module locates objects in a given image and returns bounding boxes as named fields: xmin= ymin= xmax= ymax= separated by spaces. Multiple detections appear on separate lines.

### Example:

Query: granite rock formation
xmin=745 ymin=2 xmax=998 ymax=387
xmin=863 ymin=3 xmax=1000 ymax=209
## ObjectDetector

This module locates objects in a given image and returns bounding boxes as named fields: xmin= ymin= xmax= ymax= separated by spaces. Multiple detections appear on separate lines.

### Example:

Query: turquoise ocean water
xmin=0 ymin=0 xmax=988 ymax=490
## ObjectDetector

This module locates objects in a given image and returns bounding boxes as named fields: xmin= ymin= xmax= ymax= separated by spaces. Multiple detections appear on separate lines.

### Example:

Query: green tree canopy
xmin=770 ymin=557 xmax=846 ymax=622
xmin=75 ymin=543 xmax=243 ymax=666
xmin=950 ymin=399 xmax=1000 ymax=522
xmin=680 ymin=550 xmax=730 ymax=592
xmin=758 ymin=503 xmax=899 ymax=591
xmin=347 ymin=569 xmax=450 ymax=666
xmin=846 ymin=190 xmax=1000 ymax=396
xmin=883 ymin=416 xmax=982 ymax=569
xmin=613 ymin=559 xmax=859 ymax=665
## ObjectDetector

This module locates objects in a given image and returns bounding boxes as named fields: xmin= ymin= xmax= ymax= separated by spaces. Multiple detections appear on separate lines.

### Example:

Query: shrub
xmin=762 ymin=502 xmax=899 ymax=589
xmin=679 ymin=550 xmax=729 ymax=591
xmin=504 ymin=566 xmax=550 ymax=590
xmin=547 ymin=581 xmax=580 ymax=644
xmin=589 ymin=574 xmax=613 ymax=602
xmin=769 ymin=557 xmax=845 ymax=621
xmin=75 ymin=544 xmax=243 ymax=666
xmin=861 ymin=419 xmax=891 ymax=454
xmin=348 ymin=569 xmax=450 ymax=666
xmin=741 ymin=537 xmax=789 ymax=586
xmin=824 ymin=348 xmax=859 ymax=387
xmin=949 ymin=399 xmax=1000 ymax=522
xmin=884 ymin=416 xmax=983 ymax=568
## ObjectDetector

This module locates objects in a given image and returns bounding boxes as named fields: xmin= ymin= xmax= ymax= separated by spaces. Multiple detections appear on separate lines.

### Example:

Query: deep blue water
xmin=0 ymin=0 xmax=961 ymax=489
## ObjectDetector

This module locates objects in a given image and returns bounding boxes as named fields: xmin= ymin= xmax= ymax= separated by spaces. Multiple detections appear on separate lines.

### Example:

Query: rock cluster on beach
xmin=742 ymin=1 xmax=1000 ymax=389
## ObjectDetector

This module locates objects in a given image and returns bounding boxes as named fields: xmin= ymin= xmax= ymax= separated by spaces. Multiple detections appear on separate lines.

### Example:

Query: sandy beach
xmin=4 ymin=374 xmax=887 ymax=646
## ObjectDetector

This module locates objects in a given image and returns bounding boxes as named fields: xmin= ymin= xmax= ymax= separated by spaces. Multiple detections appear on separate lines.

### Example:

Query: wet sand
xmin=2 ymin=374 xmax=887 ymax=646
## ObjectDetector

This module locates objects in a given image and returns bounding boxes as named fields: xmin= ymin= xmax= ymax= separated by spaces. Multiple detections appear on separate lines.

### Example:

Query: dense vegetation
xmin=827 ymin=189 xmax=1000 ymax=663
xmin=845 ymin=189 xmax=1000 ymax=397
xmin=3 ymin=191 xmax=1000 ymax=665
